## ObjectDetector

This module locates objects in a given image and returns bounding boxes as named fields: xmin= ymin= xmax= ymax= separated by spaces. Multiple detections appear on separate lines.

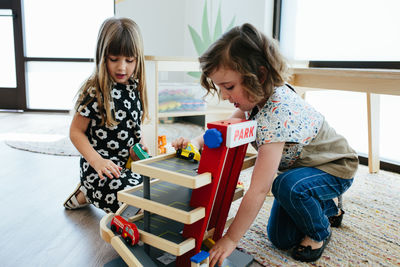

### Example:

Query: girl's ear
xmin=257 ymin=66 xmax=267 ymax=84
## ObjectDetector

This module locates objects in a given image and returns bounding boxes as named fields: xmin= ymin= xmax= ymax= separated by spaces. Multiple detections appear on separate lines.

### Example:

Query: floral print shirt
xmin=252 ymin=84 xmax=324 ymax=170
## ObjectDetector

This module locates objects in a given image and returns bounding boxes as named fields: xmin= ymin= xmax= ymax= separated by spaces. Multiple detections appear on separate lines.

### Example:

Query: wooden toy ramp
xmin=100 ymin=118 xmax=257 ymax=267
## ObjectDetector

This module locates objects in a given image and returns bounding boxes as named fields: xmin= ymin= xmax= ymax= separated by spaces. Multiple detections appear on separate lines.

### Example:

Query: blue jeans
xmin=267 ymin=167 xmax=353 ymax=249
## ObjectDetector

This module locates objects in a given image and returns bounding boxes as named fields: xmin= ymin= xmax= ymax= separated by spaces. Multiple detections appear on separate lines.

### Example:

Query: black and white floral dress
xmin=77 ymin=81 xmax=143 ymax=213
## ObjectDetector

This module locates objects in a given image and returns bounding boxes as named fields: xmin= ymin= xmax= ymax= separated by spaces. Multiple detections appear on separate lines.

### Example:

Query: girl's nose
xmin=220 ymin=88 xmax=230 ymax=101
xmin=118 ymin=60 xmax=127 ymax=70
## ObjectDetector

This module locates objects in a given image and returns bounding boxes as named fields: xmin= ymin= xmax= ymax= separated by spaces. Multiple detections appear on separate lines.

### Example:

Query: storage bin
xmin=158 ymin=83 xmax=206 ymax=113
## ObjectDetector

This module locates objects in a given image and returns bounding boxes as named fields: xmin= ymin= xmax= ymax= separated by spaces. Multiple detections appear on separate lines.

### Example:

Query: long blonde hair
xmin=199 ymin=23 xmax=291 ymax=104
xmin=75 ymin=17 xmax=148 ymax=126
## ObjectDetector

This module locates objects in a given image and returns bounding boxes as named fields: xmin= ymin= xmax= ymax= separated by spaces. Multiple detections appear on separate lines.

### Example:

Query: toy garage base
xmin=104 ymin=248 xmax=253 ymax=267
xmin=100 ymin=119 xmax=257 ymax=267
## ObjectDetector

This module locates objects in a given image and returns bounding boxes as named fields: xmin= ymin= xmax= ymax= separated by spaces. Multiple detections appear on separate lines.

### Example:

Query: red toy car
xmin=110 ymin=215 xmax=140 ymax=246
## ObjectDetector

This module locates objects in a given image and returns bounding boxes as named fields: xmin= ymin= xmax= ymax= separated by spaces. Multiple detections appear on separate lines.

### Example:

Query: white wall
xmin=116 ymin=0 xmax=186 ymax=56
xmin=116 ymin=0 xmax=274 ymax=57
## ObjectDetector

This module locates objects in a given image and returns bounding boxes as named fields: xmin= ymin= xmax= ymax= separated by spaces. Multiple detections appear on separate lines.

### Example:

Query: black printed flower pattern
xmin=77 ymin=81 xmax=143 ymax=213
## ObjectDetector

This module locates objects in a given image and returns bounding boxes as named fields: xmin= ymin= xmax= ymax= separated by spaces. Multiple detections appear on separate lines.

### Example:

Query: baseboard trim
xmin=358 ymin=155 xmax=400 ymax=174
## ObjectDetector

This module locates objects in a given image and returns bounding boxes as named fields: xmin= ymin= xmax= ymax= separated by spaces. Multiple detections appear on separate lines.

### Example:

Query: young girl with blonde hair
xmin=64 ymin=17 xmax=148 ymax=213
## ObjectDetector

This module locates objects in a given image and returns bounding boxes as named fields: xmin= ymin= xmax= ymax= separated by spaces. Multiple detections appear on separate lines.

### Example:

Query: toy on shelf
xmin=110 ymin=215 xmax=140 ymax=246
xmin=158 ymin=135 xmax=167 ymax=154
xmin=158 ymin=83 xmax=206 ymax=113
xmin=202 ymin=238 xmax=215 ymax=250
xmin=126 ymin=157 xmax=133 ymax=169
xmin=190 ymin=251 xmax=209 ymax=267
xmin=126 ymin=143 xmax=151 ymax=169
xmin=133 ymin=143 xmax=150 ymax=159
xmin=236 ymin=181 xmax=244 ymax=189
xmin=176 ymin=143 xmax=201 ymax=162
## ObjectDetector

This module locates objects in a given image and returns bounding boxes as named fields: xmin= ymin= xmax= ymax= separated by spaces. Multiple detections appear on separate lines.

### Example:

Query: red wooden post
xmin=176 ymin=119 xmax=257 ymax=267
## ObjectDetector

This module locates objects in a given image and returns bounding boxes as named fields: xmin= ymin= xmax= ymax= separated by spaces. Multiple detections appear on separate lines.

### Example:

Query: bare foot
xmin=333 ymin=197 xmax=338 ymax=206
xmin=76 ymin=190 xmax=88 ymax=205
xmin=336 ymin=209 xmax=343 ymax=216
xmin=300 ymin=235 xmax=323 ymax=249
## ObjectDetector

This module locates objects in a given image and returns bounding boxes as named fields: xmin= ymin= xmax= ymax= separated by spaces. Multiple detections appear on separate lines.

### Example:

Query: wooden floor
xmin=0 ymin=112 xmax=262 ymax=267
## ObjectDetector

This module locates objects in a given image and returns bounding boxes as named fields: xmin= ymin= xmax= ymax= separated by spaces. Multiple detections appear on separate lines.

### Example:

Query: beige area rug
xmin=4 ymin=121 xmax=204 ymax=157
xmin=5 ymin=133 xmax=80 ymax=156
xmin=3 ymin=113 xmax=79 ymax=156
xmin=233 ymin=165 xmax=400 ymax=266
xmin=4 ymin=114 xmax=400 ymax=266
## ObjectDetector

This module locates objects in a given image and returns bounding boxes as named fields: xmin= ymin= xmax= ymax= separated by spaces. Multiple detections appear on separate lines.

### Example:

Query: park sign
xmin=226 ymin=120 xmax=257 ymax=148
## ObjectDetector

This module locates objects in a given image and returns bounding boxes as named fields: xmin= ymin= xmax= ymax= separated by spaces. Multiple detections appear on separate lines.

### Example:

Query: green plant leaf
xmin=188 ymin=25 xmax=206 ymax=56
xmin=187 ymin=71 xmax=202 ymax=79
xmin=201 ymin=0 xmax=211 ymax=47
xmin=226 ymin=15 xmax=236 ymax=31
xmin=213 ymin=3 xmax=222 ymax=42
xmin=188 ymin=0 xmax=236 ymax=56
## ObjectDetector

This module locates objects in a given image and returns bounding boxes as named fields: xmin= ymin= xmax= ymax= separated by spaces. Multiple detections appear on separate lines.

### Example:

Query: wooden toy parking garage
xmin=100 ymin=118 xmax=257 ymax=267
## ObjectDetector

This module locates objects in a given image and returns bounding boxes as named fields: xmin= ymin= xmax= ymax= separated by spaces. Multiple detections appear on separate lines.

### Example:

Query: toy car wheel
xmin=125 ymin=237 xmax=132 ymax=245
xmin=189 ymin=152 xmax=195 ymax=160
xmin=176 ymin=149 xmax=182 ymax=157
xmin=111 ymin=225 xmax=117 ymax=233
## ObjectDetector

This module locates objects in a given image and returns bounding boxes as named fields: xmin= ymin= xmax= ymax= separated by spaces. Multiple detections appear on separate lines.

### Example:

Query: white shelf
xmin=158 ymin=107 xmax=234 ymax=118
xmin=158 ymin=110 xmax=206 ymax=118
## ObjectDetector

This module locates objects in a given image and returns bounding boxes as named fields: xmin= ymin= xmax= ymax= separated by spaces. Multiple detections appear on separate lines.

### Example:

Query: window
xmin=23 ymin=0 xmax=114 ymax=110
xmin=380 ymin=95 xmax=400 ymax=164
xmin=280 ymin=0 xmax=400 ymax=61
xmin=0 ymin=9 xmax=16 ymax=88
xmin=304 ymin=91 xmax=368 ymax=157
xmin=279 ymin=0 xmax=400 ymax=166
xmin=26 ymin=62 xmax=94 ymax=109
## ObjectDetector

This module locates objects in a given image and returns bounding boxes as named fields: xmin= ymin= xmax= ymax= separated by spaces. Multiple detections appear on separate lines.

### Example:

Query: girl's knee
xmin=267 ymin=223 xmax=294 ymax=250
xmin=271 ymin=174 xmax=297 ymax=199
xmin=272 ymin=169 xmax=311 ymax=201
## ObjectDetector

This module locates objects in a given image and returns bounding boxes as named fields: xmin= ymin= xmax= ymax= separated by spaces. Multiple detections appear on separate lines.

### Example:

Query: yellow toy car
xmin=176 ymin=143 xmax=201 ymax=162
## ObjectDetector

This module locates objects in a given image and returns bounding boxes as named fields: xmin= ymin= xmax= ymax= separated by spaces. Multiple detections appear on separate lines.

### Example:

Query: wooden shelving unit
xmin=143 ymin=56 xmax=234 ymax=155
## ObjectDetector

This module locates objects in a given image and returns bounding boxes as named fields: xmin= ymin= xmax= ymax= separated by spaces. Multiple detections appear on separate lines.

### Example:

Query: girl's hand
xmin=129 ymin=146 xmax=139 ymax=161
xmin=139 ymin=137 xmax=150 ymax=154
xmin=140 ymin=143 xmax=150 ymax=154
xmin=130 ymin=143 xmax=150 ymax=161
xmin=171 ymin=137 xmax=191 ymax=150
xmin=209 ymin=235 xmax=237 ymax=267
xmin=92 ymin=158 xmax=122 ymax=180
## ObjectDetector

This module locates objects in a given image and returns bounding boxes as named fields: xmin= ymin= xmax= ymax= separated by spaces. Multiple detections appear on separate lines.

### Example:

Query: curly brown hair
xmin=199 ymin=23 xmax=291 ymax=104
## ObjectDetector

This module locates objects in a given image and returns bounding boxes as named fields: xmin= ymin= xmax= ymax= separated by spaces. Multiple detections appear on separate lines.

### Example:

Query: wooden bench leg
xmin=367 ymin=93 xmax=380 ymax=173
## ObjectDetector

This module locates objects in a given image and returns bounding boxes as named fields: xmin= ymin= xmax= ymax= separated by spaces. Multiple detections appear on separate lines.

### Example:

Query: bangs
xmin=107 ymin=28 xmax=137 ymax=58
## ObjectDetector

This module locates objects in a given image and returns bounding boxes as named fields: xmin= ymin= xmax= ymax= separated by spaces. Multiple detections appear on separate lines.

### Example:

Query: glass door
xmin=0 ymin=0 xmax=113 ymax=111
xmin=23 ymin=0 xmax=114 ymax=110
xmin=0 ymin=1 xmax=25 ymax=110
xmin=0 ymin=9 xmax=16 ymax=88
